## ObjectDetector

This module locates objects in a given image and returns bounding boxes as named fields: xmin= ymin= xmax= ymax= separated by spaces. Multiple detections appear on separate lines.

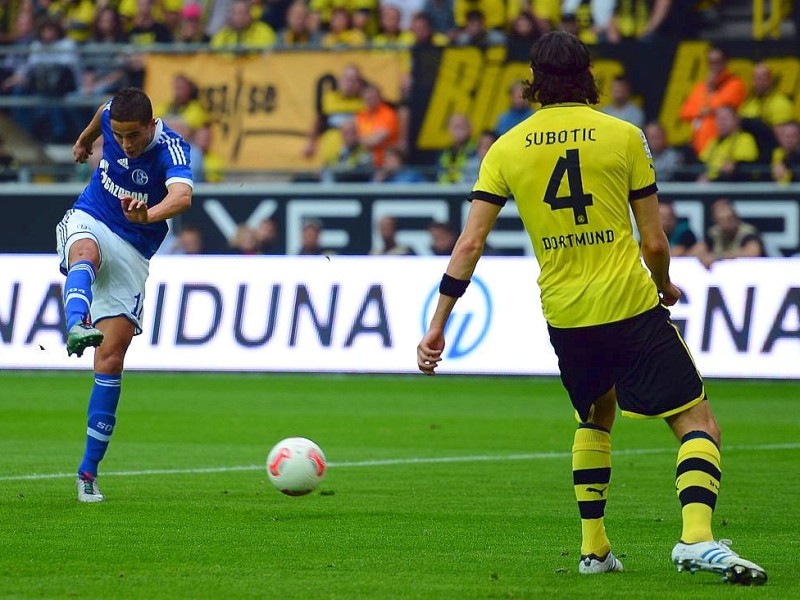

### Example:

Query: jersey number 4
xmin=544 ymin=149 xmax=593 ymax=225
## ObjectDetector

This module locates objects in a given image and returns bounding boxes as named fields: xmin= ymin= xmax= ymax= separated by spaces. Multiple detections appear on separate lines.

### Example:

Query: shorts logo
xmin=421 ymin=276 xmax=492 ymax=359
xmin=132 ymin=169 xmax=149 ymax=185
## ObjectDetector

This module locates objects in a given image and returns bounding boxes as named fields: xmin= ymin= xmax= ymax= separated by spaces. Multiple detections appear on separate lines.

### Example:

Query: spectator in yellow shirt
xmin=304 ymin=63 xmax=366 ymax=159
xmin=453 ymin=0 xmax=508 ymax=30
xmin=118 ymin=0 xmax=183 ymax=27
xmin=739 ymin=62 xmax=795 ymax=127
xmin=277 ymin=0 xmax=321 ymax=47
xmin=211 ymin=0 xmax=277 ymax=49
xmin=309 ymin=0 xmax=377 ymax=28
xmin=771 ymin=120 xmax=800 ymax=184
xmin=50 ymin=0 xmax=96 ymax=43
xmin=155 ymin=73 xmax=210 ymax=133
xmin=194 ymin=126 xmax=226 ymax=183
xmin=698 ymin=105 xmax=759 ymax=182
xmin=372 ymin=4 xmax=415 ymax=47
xmin=320 ymin=7 xmax=368 ymax=47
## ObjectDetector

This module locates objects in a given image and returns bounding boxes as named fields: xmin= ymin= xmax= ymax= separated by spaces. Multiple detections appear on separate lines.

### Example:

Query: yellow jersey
xmin=473 ymin=103 xmax=660 ymax=328
xmin=210 ymin=22 xmax=277 ymax=49
xmin=698 ymin=130 xmax=759 ymax=181
xmin=739 ymin=91 xmax=796 ymax=126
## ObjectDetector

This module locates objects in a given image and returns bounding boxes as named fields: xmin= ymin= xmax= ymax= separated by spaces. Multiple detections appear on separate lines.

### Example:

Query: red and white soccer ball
xmin=266 ymin=437 xmax=327 ymax=496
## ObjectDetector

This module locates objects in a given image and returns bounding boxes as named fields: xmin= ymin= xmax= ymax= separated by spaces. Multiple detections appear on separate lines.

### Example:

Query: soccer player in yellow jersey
xmin=417 ymin=31 xmax=767 ymax=586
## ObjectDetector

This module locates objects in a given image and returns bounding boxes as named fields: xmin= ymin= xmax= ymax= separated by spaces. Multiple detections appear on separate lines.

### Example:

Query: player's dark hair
xmin=523 ymin=31 xmax=599 ymax=106
xmin=109 ymin=87 xmax=153 ymax=124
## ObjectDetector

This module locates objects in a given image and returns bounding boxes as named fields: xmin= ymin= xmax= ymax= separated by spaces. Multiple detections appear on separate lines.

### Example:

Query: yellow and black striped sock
xmin=572 ymin=424 xmax=612 ymax=557
xmin=675 ymin=431 xmax=720 ymax=544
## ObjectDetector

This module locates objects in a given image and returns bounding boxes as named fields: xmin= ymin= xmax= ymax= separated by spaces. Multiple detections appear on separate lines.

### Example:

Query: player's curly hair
xmin=522 ymin=31 xmax=599 ymax=106
xmin=110 ymin=87 xmax=153 ymax=124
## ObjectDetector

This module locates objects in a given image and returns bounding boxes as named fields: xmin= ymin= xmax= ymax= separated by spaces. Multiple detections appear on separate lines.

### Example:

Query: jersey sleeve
xmin=161 ymin=136 xmax=194 ymax=188
xmin=99 ymin=101 xmax=113 ymax=139
xmin=628 ymin=127 xmax=658 ymax=200
xmin=469 ymin=142 xmax=509 ymax=206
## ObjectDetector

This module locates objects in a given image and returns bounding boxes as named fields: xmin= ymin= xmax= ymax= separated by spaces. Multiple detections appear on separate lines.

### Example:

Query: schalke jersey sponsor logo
xmin=421 ymin=276 xmax=492 ymax=359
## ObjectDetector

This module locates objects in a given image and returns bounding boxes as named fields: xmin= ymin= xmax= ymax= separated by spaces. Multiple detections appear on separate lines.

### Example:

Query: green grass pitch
xmin=0 ymin=372 xmax=798 ymax=599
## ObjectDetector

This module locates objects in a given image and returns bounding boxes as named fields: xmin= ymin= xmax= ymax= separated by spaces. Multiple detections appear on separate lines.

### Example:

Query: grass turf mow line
xmin=2 ymin=442 xmax=799 ymax=482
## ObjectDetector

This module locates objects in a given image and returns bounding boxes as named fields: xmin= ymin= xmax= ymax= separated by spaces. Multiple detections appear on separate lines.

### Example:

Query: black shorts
xmin=547 ymin=305 xmax=705 ymax=422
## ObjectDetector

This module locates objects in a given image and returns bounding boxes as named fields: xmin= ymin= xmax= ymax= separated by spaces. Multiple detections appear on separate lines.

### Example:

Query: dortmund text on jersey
xmin=471 ymin=103 xmax=660 ymax=328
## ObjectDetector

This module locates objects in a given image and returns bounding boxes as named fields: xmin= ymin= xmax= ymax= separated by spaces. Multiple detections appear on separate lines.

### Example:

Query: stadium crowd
xmin=0 ymin=1 xmax=796 ymax=260
xmin=3 ymin=2 xmax=797 ymax=182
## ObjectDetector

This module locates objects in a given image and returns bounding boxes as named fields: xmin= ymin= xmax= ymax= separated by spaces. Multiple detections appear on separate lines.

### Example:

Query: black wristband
xmin=439 ymin=273 xmax=470 ymax=298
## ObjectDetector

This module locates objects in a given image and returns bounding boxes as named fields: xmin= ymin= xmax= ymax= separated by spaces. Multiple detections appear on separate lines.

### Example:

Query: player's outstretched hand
xmin=72 ymin=140 xmax=93 ymax=163
xmin=417 ymin=329 xmax=444 ymax=376
xmin=121 ymin=195 xmax=149 ymax=224
xmin=659 ymin=282 xmax=682 ymax=306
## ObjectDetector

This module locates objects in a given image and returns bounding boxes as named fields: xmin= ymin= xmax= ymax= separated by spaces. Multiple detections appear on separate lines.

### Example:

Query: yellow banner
xmin=145 ymin=51 xmax=404 ymax=173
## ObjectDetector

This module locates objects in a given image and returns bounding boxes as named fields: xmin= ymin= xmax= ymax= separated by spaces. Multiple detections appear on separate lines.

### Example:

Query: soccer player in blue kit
xmin=57 ymin=87 xmax=193 ymax=502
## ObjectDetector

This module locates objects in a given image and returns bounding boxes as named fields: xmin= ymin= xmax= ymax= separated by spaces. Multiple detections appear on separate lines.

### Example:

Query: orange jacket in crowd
xmin=679 ymin=70 xmax=747 ymax=156
xmin=355 ymin=102 xmax=400 ymax=168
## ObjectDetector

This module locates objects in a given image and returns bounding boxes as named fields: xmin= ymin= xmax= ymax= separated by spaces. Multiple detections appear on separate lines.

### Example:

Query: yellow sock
xmin=572 ymin=425 xmax=612 ymax=556
xmin=676 ymin=432 xmax=720 ymax=543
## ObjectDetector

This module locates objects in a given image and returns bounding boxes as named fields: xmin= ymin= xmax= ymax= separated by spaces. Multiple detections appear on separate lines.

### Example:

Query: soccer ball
xmin=266 ymin=437 xmax=327 ymax=496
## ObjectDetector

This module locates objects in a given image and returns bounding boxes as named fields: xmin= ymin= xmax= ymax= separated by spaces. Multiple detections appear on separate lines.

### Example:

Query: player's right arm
xmin=122 ymin=181 xmax=193 ymax=225
xmin=632 ymin=193 xmax=681 ymax=306
xmin=417 ymin=199 xmax=501 ymax=375
xmin=73 ymin=103 xmax=107 ymax=163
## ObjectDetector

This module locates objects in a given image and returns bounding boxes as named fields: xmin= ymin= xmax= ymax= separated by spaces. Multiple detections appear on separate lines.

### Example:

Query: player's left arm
xmin=122 ymin=181 xmax=192 ymax=224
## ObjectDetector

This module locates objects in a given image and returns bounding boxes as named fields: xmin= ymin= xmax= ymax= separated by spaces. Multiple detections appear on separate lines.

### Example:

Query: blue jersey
xmin=73 ymin=102 xmax=193 ymax=259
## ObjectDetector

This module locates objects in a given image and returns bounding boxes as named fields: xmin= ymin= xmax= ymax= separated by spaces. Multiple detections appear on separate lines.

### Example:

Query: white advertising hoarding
xmin=0 ymin=255 xmax=798 ymax=378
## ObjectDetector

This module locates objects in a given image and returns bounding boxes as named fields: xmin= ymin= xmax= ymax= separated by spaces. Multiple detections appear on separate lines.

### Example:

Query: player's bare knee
xmin=588 ymin=404 xmax=615 ymax=431
xmin=588 ymin=388 xmax=617 ymax=431
xmin=95 ymin=347 xmax=125 ymax=375
xmin=667 ymin=405 xmax=721 ymax=446
xmin=68 ymin=239 xmax=100 ymax=268
xmin=695 ymin=403 xmax=721 ymax=445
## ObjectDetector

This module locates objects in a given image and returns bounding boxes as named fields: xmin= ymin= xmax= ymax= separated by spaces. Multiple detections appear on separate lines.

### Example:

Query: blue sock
xmin=78 ymin=373 xmax=121 ymax=478
xmin=64 ymin=260 xmax=96 ymax=330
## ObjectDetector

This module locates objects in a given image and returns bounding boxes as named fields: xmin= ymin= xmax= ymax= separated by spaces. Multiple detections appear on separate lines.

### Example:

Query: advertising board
xmin=2 ymin=256 xmax=797 ymax=378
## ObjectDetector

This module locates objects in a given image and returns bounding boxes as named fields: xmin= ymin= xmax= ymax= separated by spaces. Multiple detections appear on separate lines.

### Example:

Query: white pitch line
xmin=1 ymin=442 xmax=799 ymax=483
